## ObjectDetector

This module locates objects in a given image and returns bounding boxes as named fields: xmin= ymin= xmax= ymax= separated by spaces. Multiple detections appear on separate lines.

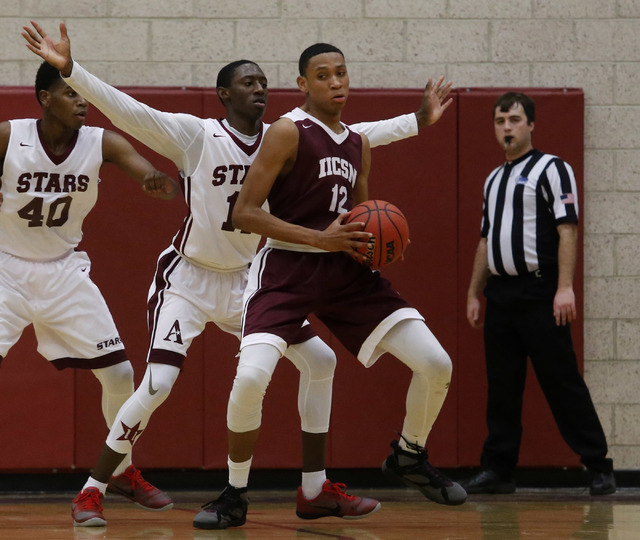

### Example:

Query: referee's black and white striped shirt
xmin=480 ymin=149 xmax=579 ymax=277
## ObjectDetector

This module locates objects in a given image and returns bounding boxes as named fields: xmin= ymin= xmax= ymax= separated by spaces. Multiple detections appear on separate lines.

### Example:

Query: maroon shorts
xmin=243 ymin=248 xmax=411 ymax=358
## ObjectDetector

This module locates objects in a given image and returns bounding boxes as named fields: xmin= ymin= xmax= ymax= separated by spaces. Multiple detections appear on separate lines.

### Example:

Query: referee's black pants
xmin=480 ymin=277 xmax=612 ymax=477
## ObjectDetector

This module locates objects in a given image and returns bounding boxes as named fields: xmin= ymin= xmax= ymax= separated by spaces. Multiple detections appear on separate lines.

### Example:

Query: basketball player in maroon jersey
xmin=192 ymin=43 xmax=466 ymax=529
xmin=0 ymin=61 xmax=177 ymax=525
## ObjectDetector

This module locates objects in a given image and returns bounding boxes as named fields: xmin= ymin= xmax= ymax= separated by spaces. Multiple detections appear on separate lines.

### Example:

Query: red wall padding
xmin=0 ymin=86 xmax=583 ymax=471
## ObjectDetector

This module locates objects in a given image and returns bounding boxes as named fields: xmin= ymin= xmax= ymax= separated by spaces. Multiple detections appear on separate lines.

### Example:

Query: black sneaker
xmin=193 ymin=484 xmax=249 ymax=530
xmin=382 ymin=439 xmax=467 ymax=505
xmin=459 ymin=469 xmax=516 ymax=494
xmin=590 ymin=472 xmax=616 ymax=496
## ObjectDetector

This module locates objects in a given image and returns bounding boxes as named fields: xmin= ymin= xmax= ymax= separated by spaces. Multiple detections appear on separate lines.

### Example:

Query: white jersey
xmin=64 ymin=62 xmax=418 ymax=272
xmin=0 ymin=119 xmax=102 ymax=261
xmin=172 ymin=118 xmax=264 ymax=271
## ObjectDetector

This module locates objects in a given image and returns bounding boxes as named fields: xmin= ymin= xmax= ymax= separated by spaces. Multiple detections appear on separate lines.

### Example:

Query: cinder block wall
xmin=1 ymin=0 xmax=639 ymax=469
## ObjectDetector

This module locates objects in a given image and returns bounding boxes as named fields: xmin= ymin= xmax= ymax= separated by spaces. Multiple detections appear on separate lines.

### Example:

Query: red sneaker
xmin=296 ymin=480 xmax=381 ymax=520
xmin=107 ymin=465 xmax=173 ymax=511
xmin=72 ymin=487 xmax=106 ymax=527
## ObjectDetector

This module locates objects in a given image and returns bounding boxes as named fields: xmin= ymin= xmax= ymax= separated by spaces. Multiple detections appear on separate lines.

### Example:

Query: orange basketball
xmin=345 ymin=200 xmax=410 ymax=268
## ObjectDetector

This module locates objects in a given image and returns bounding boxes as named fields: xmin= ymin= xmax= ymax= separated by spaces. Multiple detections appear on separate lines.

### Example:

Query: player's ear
xmin=38 ymin=89 xmax=51 ymax=108
xmin=297 ymin=75 xmax=308 ymax=94
xmin=216 ymin=87 xmax=229 ymax=103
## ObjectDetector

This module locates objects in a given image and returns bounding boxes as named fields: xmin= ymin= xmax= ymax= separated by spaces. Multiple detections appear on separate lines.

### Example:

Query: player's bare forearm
xmin=102 ymin=131 xmax=177 ymax=199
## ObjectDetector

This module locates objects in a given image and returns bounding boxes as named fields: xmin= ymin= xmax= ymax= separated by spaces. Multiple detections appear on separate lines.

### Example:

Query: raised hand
xmin=22 ymin=20 xmax=74 ymax=77
xmin=415 ymin=76 xmax=453 ymax=129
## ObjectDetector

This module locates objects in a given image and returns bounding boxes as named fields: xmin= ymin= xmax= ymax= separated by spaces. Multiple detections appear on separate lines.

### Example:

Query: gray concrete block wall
xmin=1 ymin=0 xmax=639 ymax=469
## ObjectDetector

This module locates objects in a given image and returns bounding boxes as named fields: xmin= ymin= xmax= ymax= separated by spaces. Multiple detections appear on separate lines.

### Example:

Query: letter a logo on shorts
xmin=163 ymin=320 xmax=183 ymax=344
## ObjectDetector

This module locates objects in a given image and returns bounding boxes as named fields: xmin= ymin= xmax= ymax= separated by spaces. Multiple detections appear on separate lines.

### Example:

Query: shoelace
xmin=325 ymin=482 xmax=357 ymax=501
xmin=397 ymin=435 xmax=451 ymax=487
xmin=124 ymin=467 xmax=155 ymax=493
xmin=419 ymin=458 xmax=451 ymax=487
xmin=201 ymin=487 xmax=238 ymax=510
xmin=201 ymin=499 xmax=219 ymax=511
xmin=76 ymin=489 xmax=102 ymax=511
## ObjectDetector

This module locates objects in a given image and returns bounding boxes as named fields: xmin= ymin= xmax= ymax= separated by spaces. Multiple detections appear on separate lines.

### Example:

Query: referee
xmin=461 ymin=92 xmax=615 ymax=496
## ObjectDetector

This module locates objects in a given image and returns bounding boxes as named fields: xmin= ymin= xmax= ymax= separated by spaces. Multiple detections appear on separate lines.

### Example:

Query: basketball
xmin=345 ymin=200 xmax=410 ymax=268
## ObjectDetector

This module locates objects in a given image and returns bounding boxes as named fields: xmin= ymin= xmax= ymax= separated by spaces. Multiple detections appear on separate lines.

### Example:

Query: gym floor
xmin=2 ymin=487 xmax=639 ymax=539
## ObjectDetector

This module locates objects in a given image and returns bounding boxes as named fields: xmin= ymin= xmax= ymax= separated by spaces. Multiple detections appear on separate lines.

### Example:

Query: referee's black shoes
xmin=590 ymin=471 xmax=616 ymax=495
xmin=459 ymin=469 xmax=516 ymax=494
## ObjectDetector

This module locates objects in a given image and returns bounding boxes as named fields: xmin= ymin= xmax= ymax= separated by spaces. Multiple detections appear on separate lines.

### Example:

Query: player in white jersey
xmin=23 ymin=20 xmax=453 ymax=528
xmin=0 ymin=60 xmax=178 ymax=525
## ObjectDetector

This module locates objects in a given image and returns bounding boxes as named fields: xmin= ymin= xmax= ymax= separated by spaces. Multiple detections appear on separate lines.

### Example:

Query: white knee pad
xmin=287 ymin=336 xmax=337 ymax=381
xmin=92 ymin=361 xmax=135 ymax=429
xmin=286 ymin=337 xmax=336 ymax=433
xmin=381 ymin=319 xmax=452 ymax=382
xmin=136 ymin=363 xmax=180 ymax=410
xmin=227 ymin=344 xmax=280 ymax=433
xmin=379 ymin=319 xmax=453 ymax=444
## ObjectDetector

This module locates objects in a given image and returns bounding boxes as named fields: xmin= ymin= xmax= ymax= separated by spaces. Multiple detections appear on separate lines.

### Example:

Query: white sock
xmin=301 ymin=470 xmax=327 ymax=500
xmin=228 ymin=456 xmax=252 ymax=489
xmin=83 ymin=477 xmax=108 ymax=496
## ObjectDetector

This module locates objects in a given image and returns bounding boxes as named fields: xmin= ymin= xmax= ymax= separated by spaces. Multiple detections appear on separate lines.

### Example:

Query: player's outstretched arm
xmin=22 ymin=20 xmax=74 ymax=76
xmin=349 ymin=76 xmax=453 ymax=148
xmin=102 ymin=130 xmax=179 ymax=200
xmin=23 ymin=20 xmax=200 ymax=169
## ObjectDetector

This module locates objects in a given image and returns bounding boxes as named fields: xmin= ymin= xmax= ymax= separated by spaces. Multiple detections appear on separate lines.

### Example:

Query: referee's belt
xmin=491 ymin=269 xmax=544 ymax=280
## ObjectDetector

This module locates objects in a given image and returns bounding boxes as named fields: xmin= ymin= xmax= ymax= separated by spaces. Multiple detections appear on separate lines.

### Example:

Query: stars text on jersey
xmin=17 ymin=172 xmax=90 ymax=193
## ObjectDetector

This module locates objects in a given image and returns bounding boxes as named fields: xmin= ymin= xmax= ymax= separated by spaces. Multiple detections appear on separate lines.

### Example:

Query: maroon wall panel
xmin=456 ymin=88 xmax=584 ymax=468
xmin=0 ymin=327 xmax=76 ymax=469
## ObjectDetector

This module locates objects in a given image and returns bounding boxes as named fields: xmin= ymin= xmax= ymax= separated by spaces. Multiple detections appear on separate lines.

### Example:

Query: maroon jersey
xmin=242 ymin=108 xmax=423 ymax=366
xmin=267 ymin=107 xmax=362 ymax=231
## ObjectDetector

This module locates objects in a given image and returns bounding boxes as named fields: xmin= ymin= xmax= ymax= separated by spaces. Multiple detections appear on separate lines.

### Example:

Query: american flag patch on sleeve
xmin=560 ymin=193 xmax=575 ymax=204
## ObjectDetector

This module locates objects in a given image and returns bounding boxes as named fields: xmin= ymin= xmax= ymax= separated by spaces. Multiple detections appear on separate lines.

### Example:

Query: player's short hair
xmin=494 ymin=92 xmax=536 ymax=123
xmin=216 ymin=60 xmax=259 ymax=88
xmin=298 ymin=43 xmax=344 ymax=76
xmin=35 ymin=61 xmax=62 ymax=105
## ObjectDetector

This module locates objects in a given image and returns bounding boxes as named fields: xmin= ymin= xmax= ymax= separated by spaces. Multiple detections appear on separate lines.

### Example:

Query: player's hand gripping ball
xmin=345 ymin=200 xmax=410 ymax=268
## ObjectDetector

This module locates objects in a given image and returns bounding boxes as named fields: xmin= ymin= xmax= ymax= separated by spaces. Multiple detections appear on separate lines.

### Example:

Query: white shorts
xmin=0 ymin=250 xmax=126 ymax=369
xmin=146 ymin=247 xmax=248 ymax=367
